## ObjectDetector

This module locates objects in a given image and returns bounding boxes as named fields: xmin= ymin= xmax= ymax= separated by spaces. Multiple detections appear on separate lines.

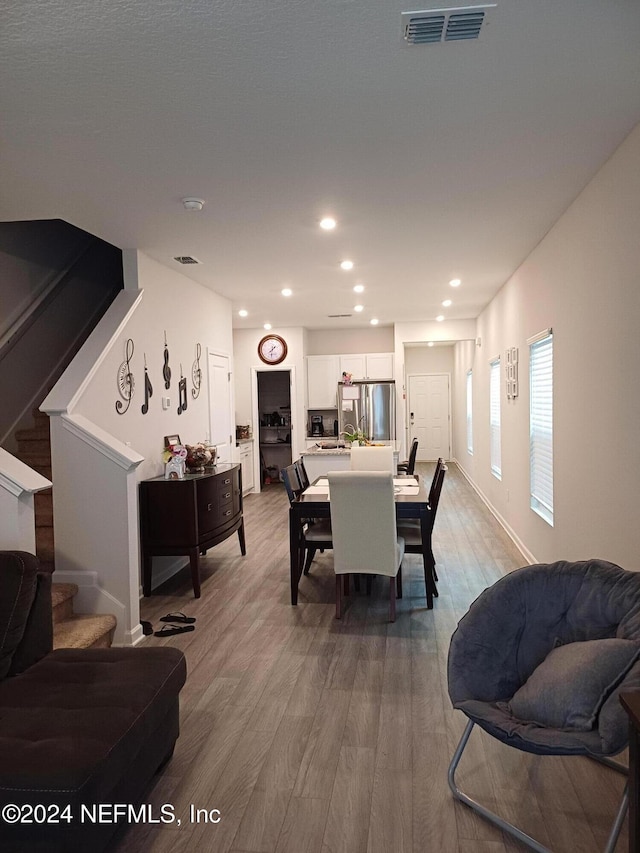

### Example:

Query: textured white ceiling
xmin=2 ymin=0 xmax=640 ymax=329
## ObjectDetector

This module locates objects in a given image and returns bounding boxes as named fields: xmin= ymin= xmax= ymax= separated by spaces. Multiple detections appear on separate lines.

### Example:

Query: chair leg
xmin=366 ymin=575 xmax=372 ymax=595
xmin=448 ymin=719 xmax=629 ymax=853
xmin=397 ymin=566 xmax=402 ymax=599
xmin=343 ymin=574 xmax=350 ymax=596
xmin=389 ymin=577 xmax=396 ymax=622
xmin=335 ymin=575 xmax=342 ymax=619
xmin=303 ymin=547 xmax=316 ymax=574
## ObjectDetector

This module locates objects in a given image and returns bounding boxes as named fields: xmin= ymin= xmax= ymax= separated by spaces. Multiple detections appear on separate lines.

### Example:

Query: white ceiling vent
xmin=402 ymin=5 xmax=495 ymax=45
xmin=173 ymin=255 xmax=200 ymax=265
xmin=327 ymin=313 xmax=353 ymax=318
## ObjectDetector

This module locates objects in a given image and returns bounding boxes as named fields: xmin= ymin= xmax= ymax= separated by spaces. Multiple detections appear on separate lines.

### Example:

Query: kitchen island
xmin=301 ymin=443 xmax=400 ymax=481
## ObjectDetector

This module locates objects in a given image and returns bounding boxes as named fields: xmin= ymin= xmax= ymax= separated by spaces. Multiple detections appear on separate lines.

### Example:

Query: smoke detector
xmin=181 ymin=197 xmax=205 ymax=211
xmin=402 ymin=5 xmax=496 ymax=44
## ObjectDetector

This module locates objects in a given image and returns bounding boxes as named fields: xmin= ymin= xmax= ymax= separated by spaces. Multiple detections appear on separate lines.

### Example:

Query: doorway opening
xmin=256 ymin=370 xmax=292 ymax=487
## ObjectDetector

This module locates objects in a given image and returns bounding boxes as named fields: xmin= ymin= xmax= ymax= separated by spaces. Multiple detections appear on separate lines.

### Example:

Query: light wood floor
xmin=113 ymin=462 xmax=628 ymax=853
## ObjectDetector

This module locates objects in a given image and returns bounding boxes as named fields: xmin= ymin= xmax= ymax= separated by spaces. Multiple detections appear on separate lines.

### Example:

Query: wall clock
xmin=258 ymin=334 xmax=288 ymax=365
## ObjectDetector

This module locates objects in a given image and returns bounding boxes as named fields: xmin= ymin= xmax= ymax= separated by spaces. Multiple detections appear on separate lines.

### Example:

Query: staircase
xmin=15 ymin=410 xmax=117 ymax=649
xmin=52 ymin=583 xmax=116 ymax=650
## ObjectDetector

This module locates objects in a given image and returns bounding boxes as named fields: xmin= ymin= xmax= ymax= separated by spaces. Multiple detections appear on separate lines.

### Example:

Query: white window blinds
xmin=466 ymin=370 xmax=473 ymax=454
xmin=489 ymin=358 xmax=501 ymax=478
xmin=529 ymin=332 xmax=553 ymax=525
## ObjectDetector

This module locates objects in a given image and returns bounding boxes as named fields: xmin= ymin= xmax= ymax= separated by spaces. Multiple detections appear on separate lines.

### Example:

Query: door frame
xmin=406 ymin=372 xmax=452 ymax=461
xmin=250 ymin=365 xmax=298 ymax=494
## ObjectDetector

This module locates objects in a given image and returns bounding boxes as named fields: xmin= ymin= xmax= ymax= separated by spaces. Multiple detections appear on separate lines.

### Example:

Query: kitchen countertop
xmin=302 ymin=443 xmax=398 ymax=456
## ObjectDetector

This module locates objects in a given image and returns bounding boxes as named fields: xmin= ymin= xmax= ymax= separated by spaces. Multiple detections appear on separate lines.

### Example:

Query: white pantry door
xmin=207 ymin=351 xmax=233 ymax=463
xmin=408 ymin=373 xmax=450 ymax=461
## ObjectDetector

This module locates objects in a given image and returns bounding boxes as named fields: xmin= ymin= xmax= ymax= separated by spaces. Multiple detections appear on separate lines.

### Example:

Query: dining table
xmin=288 ymin=473 xmax=437 ymax=609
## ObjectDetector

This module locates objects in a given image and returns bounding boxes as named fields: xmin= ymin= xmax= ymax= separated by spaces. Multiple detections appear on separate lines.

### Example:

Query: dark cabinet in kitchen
xmin=139 ymin=463 xmax=245 ymax=598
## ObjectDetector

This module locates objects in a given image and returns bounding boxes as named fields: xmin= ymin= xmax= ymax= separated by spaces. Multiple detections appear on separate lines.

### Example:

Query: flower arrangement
xmin=341 ymin=423 xmax=369 ymax=445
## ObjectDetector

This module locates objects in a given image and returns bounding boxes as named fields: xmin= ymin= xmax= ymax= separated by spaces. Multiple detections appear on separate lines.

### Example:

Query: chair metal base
xmin=448 ymin=719 xmax=629 ymax=853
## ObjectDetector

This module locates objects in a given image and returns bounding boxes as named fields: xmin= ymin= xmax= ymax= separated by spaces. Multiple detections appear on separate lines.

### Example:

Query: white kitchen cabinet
xmin=238 ymin=441 xmax=255 ymax=494
xmin=365 ymin=352 xmax=394 ymax=380
xmin=339 ymin=353 xmax=394 ymax=380
xmin=339 ymin=354 xmax=367 ymax=380
xmin=307 ymin=355 xmax=340 ymax=408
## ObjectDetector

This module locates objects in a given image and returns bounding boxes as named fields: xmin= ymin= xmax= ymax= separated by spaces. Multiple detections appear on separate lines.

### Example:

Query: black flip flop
xmin=154 ymin=624 xmax=195 ymax=637
xmin=159 ymin=612 xmax=196 ymax=624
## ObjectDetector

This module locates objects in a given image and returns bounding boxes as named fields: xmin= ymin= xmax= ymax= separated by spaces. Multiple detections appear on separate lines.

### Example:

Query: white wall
xmin=45 ymin=250 xmax=234 ymax=642
xmin=233 ymin=326 xmax=306 ymax=486
xmin=405 ymin=344 xmax=455 ymax=376
xmin=452 ymin=121 xmax=640 ymax=571
xmin=77 ymin=252 xmax=234 ymax=480
xmin=306 ymin=326 xmax=394 ymax=355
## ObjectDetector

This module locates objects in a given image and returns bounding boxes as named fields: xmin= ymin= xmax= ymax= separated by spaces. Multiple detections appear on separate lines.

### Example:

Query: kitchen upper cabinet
xmin=365 ymin=352 xmax=394 ymax=380
xmin=339 ymin=354 xmax=366 ymax=380
xmin=307 ymin=355 xmax=340 ymax=408
xmin=340 ymin=353 xmax=394 ymax=381
xmin=307 ymin=352 xmax=395 ymax=408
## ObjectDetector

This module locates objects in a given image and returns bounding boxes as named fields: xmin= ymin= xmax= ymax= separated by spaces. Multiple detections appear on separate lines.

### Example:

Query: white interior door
xmin=408 ymin=373 xmax=450 ymax=460
xmin=207 ymin=351 xmax=232 ymax=463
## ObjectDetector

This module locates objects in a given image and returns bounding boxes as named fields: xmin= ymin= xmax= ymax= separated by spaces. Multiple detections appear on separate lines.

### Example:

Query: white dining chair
xmin=349 ymin=444 xmax=395 ymax=472
xmin=328 ymin=471 xmax=405 ymax=621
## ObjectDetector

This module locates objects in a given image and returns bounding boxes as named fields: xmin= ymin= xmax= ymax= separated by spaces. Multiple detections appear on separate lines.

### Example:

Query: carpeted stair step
xmin=52 ymin=582 xmax=79 ymax=624
xmin=53 ymin=614 xmax=117 ymax=650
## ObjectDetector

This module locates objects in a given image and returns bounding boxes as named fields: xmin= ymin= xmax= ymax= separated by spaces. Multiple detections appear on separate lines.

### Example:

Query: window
xmin=529 ymin=331 xmax=553 ymax=525
xmin=490 ymin=358 xmax=501 ymax=479
xmin=466 ymin=370 xmax=473 ymax=454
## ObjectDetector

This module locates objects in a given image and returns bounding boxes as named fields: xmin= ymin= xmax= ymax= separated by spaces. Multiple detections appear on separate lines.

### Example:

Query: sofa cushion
xmin=507 ymin=638 xmax=640 ymax=731
xmin=0 ymin=551 xmax=39 ymax=679
xmin=0 ymin=646 xmax=186 ymax=803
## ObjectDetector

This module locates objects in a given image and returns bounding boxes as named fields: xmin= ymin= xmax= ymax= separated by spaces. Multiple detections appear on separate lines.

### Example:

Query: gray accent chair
xmin=447 ymin=559 xmax=640 ymax=853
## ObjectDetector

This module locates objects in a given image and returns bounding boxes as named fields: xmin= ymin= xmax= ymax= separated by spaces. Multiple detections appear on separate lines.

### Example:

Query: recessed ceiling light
xmin=281 ymin=288 xmax=292 ymax=297
xmin=340 ymin=260 xmax=354 ymax=271
xmin=238 ymin=309 xmax=248 ymax=318
xmin=449 ymin=278 xmax=461 ymax=287
xmin=354 ymin=304 xmax=364 ymax=312
xmin=428 ymin=342 xmax=435 ymax=347
xmin=320 ymin=217 xmax=336 ymax=231
xmin=353 ymin=284 xmax=365 ymax=293
xmin=264 ymin=323 xmax=272 ymax=330
xmin=370 ymin=318 xmax=379 ymax=325
xmin=436 ymin=315 xmax=445 ymax=322
xmin=442 ymin=299 xmax=452 ymax=307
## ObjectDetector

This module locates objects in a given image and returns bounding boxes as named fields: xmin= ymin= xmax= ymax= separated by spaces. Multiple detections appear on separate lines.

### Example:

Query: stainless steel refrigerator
xmin=337 ymin=381 xmax=396 ymax=442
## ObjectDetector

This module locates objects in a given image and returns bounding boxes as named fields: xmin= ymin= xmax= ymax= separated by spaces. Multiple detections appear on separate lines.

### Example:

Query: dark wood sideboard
xmin=139 ymin=463 xmax=246 ymax=598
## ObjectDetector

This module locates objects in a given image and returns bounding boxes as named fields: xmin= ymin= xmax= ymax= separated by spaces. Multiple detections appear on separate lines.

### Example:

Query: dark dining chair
xmin=293 ymin=457 xmax=310 ymax=490
xmin=397 ymin=438 xmax=419 ymax=475
xmin=396 ymin=459 xmax=446 ymax=598
xmin=282 ymin=464 xmax=332 ymax=575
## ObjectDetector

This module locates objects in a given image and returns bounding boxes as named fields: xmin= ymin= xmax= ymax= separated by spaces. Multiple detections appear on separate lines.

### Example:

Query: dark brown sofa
xmin=0 ymin=551 xmax=186 ymax=852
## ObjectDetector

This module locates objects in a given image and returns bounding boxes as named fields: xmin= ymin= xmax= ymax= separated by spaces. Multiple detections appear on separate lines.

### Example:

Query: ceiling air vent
xmin=173 ymin=255 xmax=200 ymax=265
xmin=327 ymin=314 xmax=353 ymax=318
xmin=402 ymin=5 xmax=495 ymax=45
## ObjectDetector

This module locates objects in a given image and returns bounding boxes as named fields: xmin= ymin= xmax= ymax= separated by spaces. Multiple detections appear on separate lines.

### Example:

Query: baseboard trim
xmin=451 ymin=458 xmax=537 ymax=566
